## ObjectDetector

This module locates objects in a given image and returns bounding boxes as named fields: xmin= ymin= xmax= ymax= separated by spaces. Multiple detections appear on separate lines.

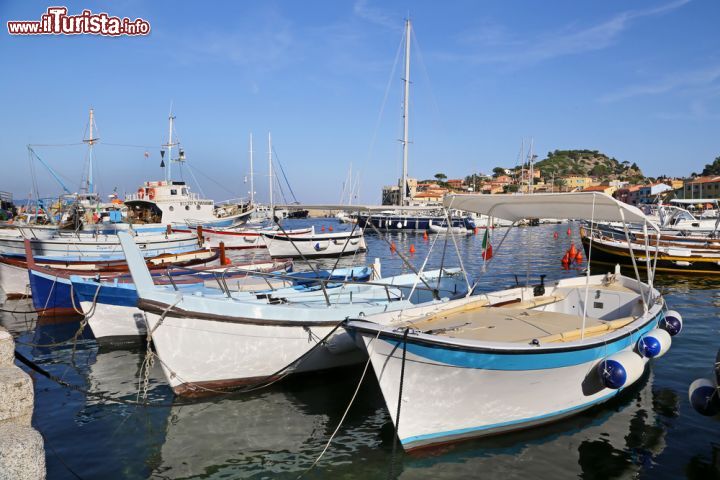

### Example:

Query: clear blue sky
xmin=1 ymin=0 xmax=718 ymax=204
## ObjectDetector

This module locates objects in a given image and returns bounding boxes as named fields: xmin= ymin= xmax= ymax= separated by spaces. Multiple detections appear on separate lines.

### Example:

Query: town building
xmin=678 ymin=176 xmax=720 ymax=199
xmin=582 ymin=185 xmax=618 ymax=196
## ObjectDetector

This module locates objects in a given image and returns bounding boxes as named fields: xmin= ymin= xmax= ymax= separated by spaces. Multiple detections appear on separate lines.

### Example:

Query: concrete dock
xmin=0 ymin=326 xmax=45 ymax=480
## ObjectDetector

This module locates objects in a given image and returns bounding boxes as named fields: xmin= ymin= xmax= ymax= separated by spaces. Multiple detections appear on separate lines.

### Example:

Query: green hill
xmin=534 ymin=150 xmax=643 ymax=181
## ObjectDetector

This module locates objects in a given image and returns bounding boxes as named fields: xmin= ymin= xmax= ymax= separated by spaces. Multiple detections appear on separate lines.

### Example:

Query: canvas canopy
xmin=444 ymin=192 xmax=656 ymax=227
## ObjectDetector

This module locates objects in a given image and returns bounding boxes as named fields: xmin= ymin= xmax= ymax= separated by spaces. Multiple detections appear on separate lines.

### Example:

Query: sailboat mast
xmin=400 ymin=18 xmax=411 ymax=206
xmin=166 ymin=113 xmax=175 ymax=183
xmin=268 ymin=132 xmax=273 ymax=209
xmin=529 ymin=137 xmax=535 ymax=195
xmin=249 ymin=133 xmax=255 ymax=205
xmin=83 ymin=108 xmax=98 ymax=194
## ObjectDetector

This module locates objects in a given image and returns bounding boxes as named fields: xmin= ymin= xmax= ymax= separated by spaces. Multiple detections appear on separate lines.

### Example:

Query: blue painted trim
xmin=400 ymin=390 xmax=619 ymax=446
xmin=381 ymin=315 xmax=659 ymax=370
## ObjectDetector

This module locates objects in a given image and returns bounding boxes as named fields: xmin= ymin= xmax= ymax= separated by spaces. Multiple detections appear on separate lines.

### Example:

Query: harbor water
xmin=2 ymin=221 xmax=719 ymax=479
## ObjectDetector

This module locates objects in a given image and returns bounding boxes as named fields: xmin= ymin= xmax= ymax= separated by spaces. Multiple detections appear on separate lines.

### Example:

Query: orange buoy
xmin=321 ymin=226 xmax=325 ymax=232
xmin=567 ymin=227 xmax=572 ymax=236
xmin=568 ymin=243 xmax=577 ymax=257
xmin=553 ymin=231 xmax=559 ymax=239
xmin=409 ymin=244 xmax=416 ymax=254
xmin=575 ymin=251 xmax=583 ymax=263
xmin=329 ymin=226 xmax=333 ymax=232
xmin=423 ymin=231 xmax=428 ymax=241
xmin=390 ymin=242 xmax=396 ymax=252
xmin=474 ymin=227 xmax=479 ymax=235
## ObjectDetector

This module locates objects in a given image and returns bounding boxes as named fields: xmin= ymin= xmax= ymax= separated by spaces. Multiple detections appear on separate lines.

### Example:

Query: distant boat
xmin=262 ymin=226 xmax=366 ymax=258
xmin=124 ymin=113 xmax=254 ymax=229
xmin=357 ymin=20 xmax=474 ymax=231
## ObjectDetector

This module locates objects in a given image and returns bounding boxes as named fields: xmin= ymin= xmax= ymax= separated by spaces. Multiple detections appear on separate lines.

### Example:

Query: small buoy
xmin=568 ymin=243 xmax=577 ymax=257
xmin=321 ymin=226 xmax=326 ymax=232
xmin=409 ymin=244 xmax=416 ymax=254
xmin=553 ymin=231 xmax=559 ymax=239
xmin=567 ymin=227 xmax=572 ymax=236
xmin=659 ymin=310 xmax=683 ymax=336
xmin=329 ymin=226 xmax=333 ymax=232
xmin=689 ymin=378 xmax=720 ymax=416
xmin=474 ymin=227 xmax=479 ymax=235
xmin=562 ymin=252 xmax=570 ymax=263
xmin=390 ymin=242 xmax=396 ymax=252
xmin=574 ymin=251 xmax=583 ymax=263
xmin=423 ymin=231 xmax=428 ymax=241
xmin=597 ymin=351 xmax=645 ymax=390
xmin=637 ymin=329 xmax=671 ymax=358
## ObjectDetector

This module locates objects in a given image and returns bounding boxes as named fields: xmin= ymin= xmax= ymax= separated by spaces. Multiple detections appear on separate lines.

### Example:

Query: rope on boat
xmin=388 ymin=328 xmax=409 ymax=480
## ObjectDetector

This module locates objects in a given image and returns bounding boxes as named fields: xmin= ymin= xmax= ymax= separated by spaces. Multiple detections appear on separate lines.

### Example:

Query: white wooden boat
xmin=346 ymin=192 xmax=682 ymax=450
xmin=118 ymin=232 xmax=470 ymax=396
xmin=173 ymin=225 xmax=312 ymax=250
xmin=262 ymin=226 xmax=367 ymax=258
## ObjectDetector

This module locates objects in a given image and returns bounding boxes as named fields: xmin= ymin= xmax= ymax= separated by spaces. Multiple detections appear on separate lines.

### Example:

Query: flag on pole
xmin=481 ymin=229 xmax=493 ymax=260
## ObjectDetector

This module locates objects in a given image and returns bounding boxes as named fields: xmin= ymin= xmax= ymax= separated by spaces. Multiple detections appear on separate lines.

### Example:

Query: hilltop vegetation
xmin=534 ymin=150 xmax=643 ymax=182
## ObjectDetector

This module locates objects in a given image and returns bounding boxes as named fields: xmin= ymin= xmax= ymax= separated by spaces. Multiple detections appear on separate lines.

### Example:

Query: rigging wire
xmin=271 ymin=146 xmax=299 ymax=203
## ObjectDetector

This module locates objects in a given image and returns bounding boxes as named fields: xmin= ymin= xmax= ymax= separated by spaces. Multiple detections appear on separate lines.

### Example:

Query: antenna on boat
xmin=249 ymin=133 xmax=255 ymax=205
xmin=400 ymin=18 xmax=411 ymax=207
xmin=163 ymin=106 xmax=178 ymax=183
xmin=83 ymin=108 xmax=99 ymax=194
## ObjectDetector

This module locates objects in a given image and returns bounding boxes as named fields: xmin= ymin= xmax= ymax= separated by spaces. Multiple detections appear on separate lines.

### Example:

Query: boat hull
xmin=144 ymin=311 xmax=363 ymax=396
xmin=350 ymin=309 xmax=661 ymax=450
xmin=0 ymin=260 xmax=30 ymax=297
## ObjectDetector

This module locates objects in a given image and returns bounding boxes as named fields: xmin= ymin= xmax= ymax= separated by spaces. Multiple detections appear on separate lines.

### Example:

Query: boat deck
xmin=404 ymin=283 xmax=639 ymax=344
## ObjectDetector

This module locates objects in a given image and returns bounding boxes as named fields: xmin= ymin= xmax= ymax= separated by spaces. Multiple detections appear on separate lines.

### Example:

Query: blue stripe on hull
xmin=381 ymin=314 xmax=659 ymax=371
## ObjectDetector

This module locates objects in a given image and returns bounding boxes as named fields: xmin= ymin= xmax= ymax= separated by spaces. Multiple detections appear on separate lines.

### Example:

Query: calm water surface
xmin=2 ymin=220 xmax=719 ymax=479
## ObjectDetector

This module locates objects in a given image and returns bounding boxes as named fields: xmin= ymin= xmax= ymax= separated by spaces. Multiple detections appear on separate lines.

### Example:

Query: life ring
xmin=148 ymin=188 xmax=156 ymax=200
xmin=137 ymin=188 xmax=145 ymax=199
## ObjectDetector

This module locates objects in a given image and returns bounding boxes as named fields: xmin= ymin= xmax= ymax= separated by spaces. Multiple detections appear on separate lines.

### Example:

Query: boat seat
xmin=535 ymin=316 xmax=636 ymax=343
xmin=500 ymin=295 xmax=565 ymax=309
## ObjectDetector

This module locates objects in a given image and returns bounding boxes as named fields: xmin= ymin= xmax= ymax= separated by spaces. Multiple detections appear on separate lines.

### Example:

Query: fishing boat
xmin=345 ymin=192 xmax=682 ymax=451
xmin=124 ymin=113 xmax=254 ymax=229
xmin=73 ymin=259 xmax=293 ymax=342
xmin=172 ymin=225 xmax=312 ymax=250
xmin=580 ymin=225 xmax=720 ymax=274
xmin=262 ymin=226 xmax=367 ymax=258
xmin=21 ymin=239 xmax=220 ymax=317
xmin=0 ymin=227 xmax=201 ymax=262
xmin=118 ymin=231 xmax=471 ymax=396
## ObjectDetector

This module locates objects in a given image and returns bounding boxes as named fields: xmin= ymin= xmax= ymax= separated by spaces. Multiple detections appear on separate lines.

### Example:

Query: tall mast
xmin=528 ymin=137 xmax=535 ymax=195
xmin=249 ymin=133 xmax=255 ymax=204
xmin=268 ymin=132 xmax=273 ymax=209
xmin=164 ymin=112 xmax=177 ymax=183
xmin=400 ymin=18 xmax=411 ymax=206
xmin=83 ymin=108 xmax=99 ymax=194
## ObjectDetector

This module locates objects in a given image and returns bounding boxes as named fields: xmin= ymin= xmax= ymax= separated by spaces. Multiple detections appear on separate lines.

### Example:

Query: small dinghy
xmin=428 ymin=220 xmax=471 ymax=235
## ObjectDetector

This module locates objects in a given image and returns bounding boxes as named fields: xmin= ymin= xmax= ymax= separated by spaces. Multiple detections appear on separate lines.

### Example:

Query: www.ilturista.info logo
xmin=7 ymin=7 xmax=150 ymax=36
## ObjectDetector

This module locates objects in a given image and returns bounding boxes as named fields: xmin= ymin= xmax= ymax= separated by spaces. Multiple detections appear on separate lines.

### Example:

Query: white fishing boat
xmin=173 ymin=225 xmax=312 ymax=250
xmin=262 ymin=226 xmax=367 ymax=258
xmin=346 ymin=192 xmax=683 ymax=451
xmin=428 ymin=220 xmax=472 ymax=235
xmin=124 ymin=113 xmax=254 ymax=229
xmin=0 ymin=228 xmax=200 ymax=262
xmin=118 ymin=231 xmax=471 ymax=396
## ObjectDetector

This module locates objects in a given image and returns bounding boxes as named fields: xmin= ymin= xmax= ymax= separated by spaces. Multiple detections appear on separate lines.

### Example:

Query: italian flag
xmin=481 ymin=229 xmax=493 ymax=260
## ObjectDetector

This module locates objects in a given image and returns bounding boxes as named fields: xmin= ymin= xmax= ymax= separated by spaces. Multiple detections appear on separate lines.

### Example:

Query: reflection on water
xmin=2 ymin=221 xmax=720 ymax=478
